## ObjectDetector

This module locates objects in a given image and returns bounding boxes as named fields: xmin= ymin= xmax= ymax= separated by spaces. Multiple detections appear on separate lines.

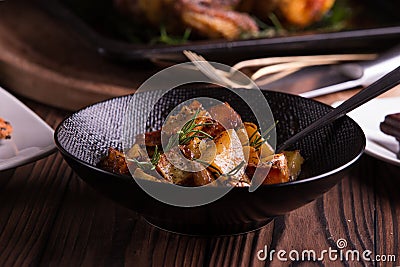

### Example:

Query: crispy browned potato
xmin=156 ymin=148 xmax=194 ymax=185
xmin=242 ymin=145 xmax=260 ymax=165
xmin=283 ymin=150 xmax=304 ymax=180
xmin=245 ymin=153 xmax=289 ymax=185
xmin=208 ymin=102 xmax=243 ymax=130
xmin=98 ymin=147 xmax=130 ymax=175
xmin=193 ymin=169 xmax=215 ymax=186
xmin=134 ymin=130 xmax=162 ymax=147
xmin=210 ymin=129 xmax=244 ymax=177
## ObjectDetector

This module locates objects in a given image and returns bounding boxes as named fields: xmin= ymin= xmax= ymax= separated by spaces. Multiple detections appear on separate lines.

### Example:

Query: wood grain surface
xmin=0 ymin=0 xmax=160 ymax=110
xmin=1 ymin=1 xmax=400 ymax=266
xmin=2 ymin=0 xmax=400 ymax=112
xmin=0 ymin=98 xmax=399 ymax=266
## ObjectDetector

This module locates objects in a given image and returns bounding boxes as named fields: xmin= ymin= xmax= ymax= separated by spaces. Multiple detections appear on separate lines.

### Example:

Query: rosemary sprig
xmin=249 ymin=121 xmax=279 ymax=150
xmin=165 ymin=109 xmax=214 ymax=151
xmin=223 ymin=161 xmax=246 ymax=178
xmin=195 ymin=159 xmax=245 ymax=179
xmin=268 ymin=13 xmax=285 ymax=32
xmin=194 ymin=159 xmax=222 ymax=176
xmin=127 ymin=145 xmax=161 ymax=171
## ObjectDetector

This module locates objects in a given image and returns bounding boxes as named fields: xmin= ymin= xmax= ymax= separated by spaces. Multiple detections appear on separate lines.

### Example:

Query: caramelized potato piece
xmin=193 ymin=169 xmax=215 ymax=186
xmin=126 ymin=143 xmax=146 ymax=159
xmin=133 ymin=168 xmax=163 ymax=183
xmin=236 ymin=127 xmax=249 ymax=145
xmin=208 ymin=102 xmax=243 ymax=130
xmin=98 ymin=147 xmax=129 ymax=175
xmin=259 ymin=142 xmax=274 ymax=159
xmin=201 ymin=118 xmax=226 ymax=138
xmin=163 ymin=100 xmax=210 ymax=135
xmin=245 ymin=153 xmax=289 ymax=185
xmin=242 ymin=145 xmax=260 ymax=165
xmin=244 ymin=122 xmax=258 ymax=142
xmin=264 ymin=153 xmax=290 ymax=184
xmin=283 ymin=150 xmax=304 ymax=180
xmin=211 ymin=129 xmax=245 ymax=179
xmin=156 ymin=149 xmax=193 ymax=185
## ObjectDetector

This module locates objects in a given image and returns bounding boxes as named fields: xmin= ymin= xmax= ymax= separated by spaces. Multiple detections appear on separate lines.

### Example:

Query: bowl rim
xmin=54 ymin=89 xmax=366 ymax=190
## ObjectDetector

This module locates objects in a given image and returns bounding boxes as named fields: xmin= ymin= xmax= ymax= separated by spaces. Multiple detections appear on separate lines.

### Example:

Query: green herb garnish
xmin=195 ymin=159 xmax=245 ymax=180
xmin=165 ymin=109 xmax=213 ymax=151
xmin=249 ymin=121 xmax=279 ymax=150
xmin=150 ymin=25 xmax=192 ymax=45
xmin=128 ymin=145 xmax=161 ymax=171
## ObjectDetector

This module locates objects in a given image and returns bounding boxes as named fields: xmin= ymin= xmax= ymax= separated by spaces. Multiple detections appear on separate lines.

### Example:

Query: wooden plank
xmin=1 ymin=100 xmax=399 ymax=266
xmin=0 ymin=0 xmax=157 ymax=111
xmin=373 ymin=159 xmax=400 ymax=265
xmin=38 ymin=156 xmax=398 ymax=266
xmin=0 ymin=154 xmax=73 ymax=266
xmin=0 ymin=102 xmax=72 ymax=266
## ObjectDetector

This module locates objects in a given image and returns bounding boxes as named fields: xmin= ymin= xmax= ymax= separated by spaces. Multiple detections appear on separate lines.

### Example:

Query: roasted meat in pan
xmin=114 ymin=0 xmax=335 ymax=40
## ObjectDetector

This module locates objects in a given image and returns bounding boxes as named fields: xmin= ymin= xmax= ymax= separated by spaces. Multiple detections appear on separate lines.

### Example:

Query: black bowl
xmin=55 ymin=87 xmax=365 ymax=235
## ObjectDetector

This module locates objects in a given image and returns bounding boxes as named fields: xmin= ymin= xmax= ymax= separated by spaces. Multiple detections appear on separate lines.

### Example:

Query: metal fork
xmin=183 ymin=50 xmax=256 ymax=89
xmin=183 ymin=50 xmax=376 ymax=89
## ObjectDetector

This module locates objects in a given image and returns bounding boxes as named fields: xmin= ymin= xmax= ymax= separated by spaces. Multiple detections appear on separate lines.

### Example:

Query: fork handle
xmin=277 ymin=66 xmax=400 ymax=152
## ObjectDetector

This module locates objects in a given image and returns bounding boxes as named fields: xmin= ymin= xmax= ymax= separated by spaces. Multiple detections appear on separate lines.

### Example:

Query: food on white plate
xmin=98 ymin=101 xmax=304 ymax=186
xmin=0 ymin=118 xmax=12 ymax=140
xmin=113 ymin=0 xmax=335 ymax=40
xmin=380 ymin=112 xmax=400 ymax=159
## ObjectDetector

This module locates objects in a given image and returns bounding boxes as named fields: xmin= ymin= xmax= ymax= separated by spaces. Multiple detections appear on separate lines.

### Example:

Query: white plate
xmin=0 ymin=87 xmax=56 ymax=171
xmin=333 ymin=97 xmax=400 ymax=166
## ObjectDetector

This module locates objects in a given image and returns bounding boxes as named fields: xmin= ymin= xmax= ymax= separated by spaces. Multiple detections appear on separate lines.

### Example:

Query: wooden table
xmin=1 ymin=1 xmax=400 ymax=266
xmin=0 ymin=96 xmax=399 ymax=266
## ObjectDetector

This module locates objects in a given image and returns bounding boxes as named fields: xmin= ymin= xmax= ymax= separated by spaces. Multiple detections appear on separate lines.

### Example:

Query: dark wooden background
xmin=1 ymin=0 xmax=400 ymax=266
xmin=0 ymin=97 xmax=398 ymax=266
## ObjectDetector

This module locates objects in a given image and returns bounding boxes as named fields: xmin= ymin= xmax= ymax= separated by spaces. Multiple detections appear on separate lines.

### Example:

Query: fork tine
xmin=232 ymin=54 xmax=377 ymax=71
xmin=251 ymin=59 xmax=339 ymax=80
xmin=184 ymin=50 xmax=238 ymax=86
xmin=183 ymin=50 xmax=256 ymax=89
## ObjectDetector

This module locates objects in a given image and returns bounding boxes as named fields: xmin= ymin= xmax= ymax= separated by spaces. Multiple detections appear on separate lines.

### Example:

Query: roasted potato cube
xmin=242 ymin=145 xmax=260 ymax=165
xmin=283 ymin=150 xmax=304 ymax=180
xmin=259 ymin=142 xmax=274 ymax=159
xmin=193 ymin=169 xmax=215 ymax=186
xmin=211 ymin=129 xmax=245 ymax=180
xmin=126 ymin=143 xmax=146 ymax=159
xmin=156 ymin=148 xmax=193 ymax=185
xmin=244 ymin=122 xmax=258 ymax=143
xmin=97 ymin=147 xmax=130 ymax=175
xmin=208 ymin=102 xmax=243 ymax=130
xmin=133 ymin=168 xmax=163 ymax=183
xmin=245 ymin=153 xmax=289 ymax=185
xmin=236 ymin=127 xmax=249 ymax=145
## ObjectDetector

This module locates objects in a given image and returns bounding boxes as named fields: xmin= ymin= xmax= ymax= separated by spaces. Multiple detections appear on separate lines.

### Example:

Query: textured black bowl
xmin=55 ymin=87 xmax=365 ymax=235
